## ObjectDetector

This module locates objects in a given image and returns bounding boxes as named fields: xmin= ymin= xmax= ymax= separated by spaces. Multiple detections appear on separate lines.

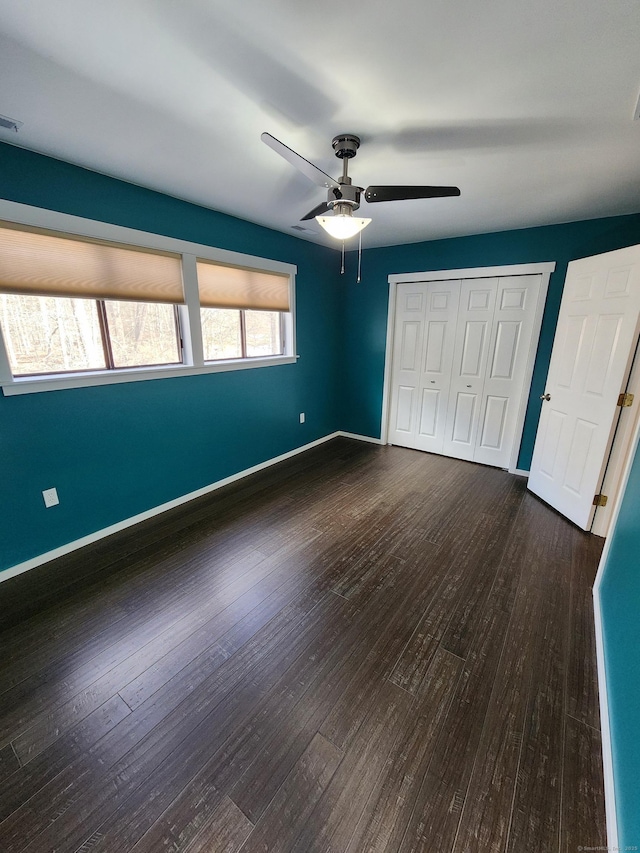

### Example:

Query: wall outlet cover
xmin=42 ymin=487 xmax=59 ymax=508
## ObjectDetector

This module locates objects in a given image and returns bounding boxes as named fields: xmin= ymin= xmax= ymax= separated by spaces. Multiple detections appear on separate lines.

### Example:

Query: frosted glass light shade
xmin=316 ymin=214 xmax=371 ymax=240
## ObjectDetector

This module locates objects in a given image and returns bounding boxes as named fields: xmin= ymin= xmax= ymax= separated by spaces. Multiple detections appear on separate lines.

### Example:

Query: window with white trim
xmin=0 ymin=223 xmax=185 ymax=376
xmin=0 ymin=212 xmax=296 ymax=394
xmin=196 ymin=258 xmax=289 ymax=362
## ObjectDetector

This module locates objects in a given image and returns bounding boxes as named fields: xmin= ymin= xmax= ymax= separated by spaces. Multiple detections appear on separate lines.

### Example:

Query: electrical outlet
xmin=299 ymin=412 xmax=305 ymax=424
xmin=42 ymin=487 xmax=59 ymax=508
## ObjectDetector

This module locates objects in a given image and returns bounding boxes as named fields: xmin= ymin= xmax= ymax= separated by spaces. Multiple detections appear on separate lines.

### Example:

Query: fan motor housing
xmin=332 ymin=134 xmax=360 ymax=159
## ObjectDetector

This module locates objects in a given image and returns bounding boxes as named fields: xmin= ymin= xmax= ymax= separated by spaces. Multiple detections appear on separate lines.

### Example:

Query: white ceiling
xmin=0 ymin=0 xmax=639 ymax=249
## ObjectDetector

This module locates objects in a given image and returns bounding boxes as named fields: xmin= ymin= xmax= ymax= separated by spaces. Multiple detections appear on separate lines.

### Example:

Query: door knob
xmin=540 ymin=393 xmax=551 ymax=401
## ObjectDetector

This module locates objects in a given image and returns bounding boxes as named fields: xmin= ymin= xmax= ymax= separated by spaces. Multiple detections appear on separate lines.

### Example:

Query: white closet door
xmin=443 ymin=279 xmax=498 ymax=461
xmin=388 ymin=272 xmax=544 ymax=469
xmin=388 ymin=280 xmax=460 ymax=452
xmin=474 ymin=275 xmax=542 ymax=467
xmin=415 ymin=282 xmax=461 ymax=452
xmin=388 ymin=283 xmax=427 ymax=448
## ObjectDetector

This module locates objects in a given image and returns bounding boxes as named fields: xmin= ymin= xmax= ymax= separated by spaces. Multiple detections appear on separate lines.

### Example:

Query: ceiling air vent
xmin=0 ymin=114 xmax=23 ymax=132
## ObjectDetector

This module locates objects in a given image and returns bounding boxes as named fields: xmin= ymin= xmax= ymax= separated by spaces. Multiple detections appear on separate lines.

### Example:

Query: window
xmin=0 ymin=207 xmax=296 ymax=394
xmin=196 ymin=258 xmax=288 ymax=362
xmin=201 ymin=309 xmax=283 ymax=361
xmin=1 ymin=295 xmax=182 ymax=376
xmin=201 ymin=308 xmax=242 ymax=361
xmin=0 ymin=222 xmax=185 ymax=376
xmin=102 ymin=300 xmax=181 ymax=368
xmin=245 ymin=310 xmax=283 ymax=357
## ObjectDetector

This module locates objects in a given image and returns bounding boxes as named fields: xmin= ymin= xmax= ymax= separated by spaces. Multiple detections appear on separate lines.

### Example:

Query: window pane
xmin=0 ymin=293 xmax=105 ymax=375
xmin=201 ymin=308 xmax=242 ymax=360
xmin=245 ymin=310 xmax=283 ymax=357
xmin=105 ymin=300 xmax=181 ymax=368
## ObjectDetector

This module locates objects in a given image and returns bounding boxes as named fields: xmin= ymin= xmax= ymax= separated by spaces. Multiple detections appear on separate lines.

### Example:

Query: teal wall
xmin=599 ymin=445 xmax=640 ymax=846
xmin=341 ymin=214 xmax=640 ymax=469
xmin=0 ymin=143 xmax=342 ymax=572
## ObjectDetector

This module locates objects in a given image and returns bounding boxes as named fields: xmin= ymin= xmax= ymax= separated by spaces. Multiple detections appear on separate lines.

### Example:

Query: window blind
xmin=0 ymin=222 xmax=185 ymax=304
xmin=196 ymin=258 xmax=290 ymax=312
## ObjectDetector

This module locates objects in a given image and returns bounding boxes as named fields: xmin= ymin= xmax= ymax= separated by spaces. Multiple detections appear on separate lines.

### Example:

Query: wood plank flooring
xmin=0 ymin=437 xmax=607 ymax=853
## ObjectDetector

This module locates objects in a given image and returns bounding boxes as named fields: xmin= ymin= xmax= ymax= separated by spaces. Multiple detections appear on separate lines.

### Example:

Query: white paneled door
xmin=388 ymin=280 xmax=461 ymax=454
xmin=443 ymin=279 xmax=498 ymax=461
xmin=388 ymin=274 xmax=542 ymax=468
xmin=528 ymin=245 xmax=640 ymax=530
xmin=475 ymin=275 xmax=542 ymax=467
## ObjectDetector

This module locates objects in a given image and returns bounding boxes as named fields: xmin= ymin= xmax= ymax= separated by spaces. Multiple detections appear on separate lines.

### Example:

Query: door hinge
xmin=593 ymin=493 xmax=608 ymax=507
xmin=617 ymin=392 xmax=634 ymax=407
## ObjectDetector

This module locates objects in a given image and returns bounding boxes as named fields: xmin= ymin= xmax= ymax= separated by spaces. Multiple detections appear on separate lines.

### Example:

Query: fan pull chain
xmin=357 ymin=229 xmax=363 ymax=283
xmin=341 ymin=240 xmax=345 ymax=274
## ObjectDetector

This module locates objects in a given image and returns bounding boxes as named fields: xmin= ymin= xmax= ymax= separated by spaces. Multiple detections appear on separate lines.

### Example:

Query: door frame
xmin=381 ymin=262 xmax=555 ymax=473
xmin=591 ymin=333 xmax=640 ymax=537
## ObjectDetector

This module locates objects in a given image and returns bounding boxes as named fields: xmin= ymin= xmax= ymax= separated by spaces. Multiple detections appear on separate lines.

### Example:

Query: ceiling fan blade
xmin=364 ymin=185 xmax=461 ymax=202
xmin=300 ymin=201 xmax=331 ymax=221
xmin=261 ymin=133 xmax=340 ymax=189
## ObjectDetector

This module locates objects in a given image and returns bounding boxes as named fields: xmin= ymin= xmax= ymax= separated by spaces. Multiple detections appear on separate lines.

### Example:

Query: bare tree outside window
xmin=201 ymin=308 xmax=243 ymax=360
xmin=201 ymin=307 xmax=283 ymax=361
xmin=105 ymin=301 xmax=181 ymax=367
xmin=245 ymin=310 xmax=282 ymax=357
xmin=0 ymin=294 xmax=181 ymax=375
xmin=1 ymin=294 xmax=105 ymax=375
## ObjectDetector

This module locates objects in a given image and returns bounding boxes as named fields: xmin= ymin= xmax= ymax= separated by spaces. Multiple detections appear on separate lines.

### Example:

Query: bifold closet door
xmin=389 ymin=273 xmax=542 ymax=469
xmin=442 ymin=275 xmax=541 ymax=466
xmin=473 ymin=274 xmax=542 ymax=467
xmin=442 ymin=279 xmax=498 ymax=461
xmin=388 ymin=280 xmax=461 ymax=453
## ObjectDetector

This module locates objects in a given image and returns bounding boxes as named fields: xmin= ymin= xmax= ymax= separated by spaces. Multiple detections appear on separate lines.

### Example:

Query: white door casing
xmin=528 ymin=244 xmax=640 ymax=530
xmin=591 ymin=339 xmax=640 ymax=537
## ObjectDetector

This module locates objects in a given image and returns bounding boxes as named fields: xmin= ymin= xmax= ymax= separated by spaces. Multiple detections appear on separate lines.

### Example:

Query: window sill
xmin=1 ymin=355 xmax=299 ymax=396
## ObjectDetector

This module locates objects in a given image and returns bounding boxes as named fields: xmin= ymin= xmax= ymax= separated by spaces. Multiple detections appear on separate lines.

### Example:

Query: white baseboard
xmin=338 ymin=431 xmax=384 ymax=445
xmin=0 ymin=430 xmax=346 ymax=585
xmin=509 ymin=467 xmax=530 ymax=477
xmin=593 ymin=589 xmax=619 ymax=849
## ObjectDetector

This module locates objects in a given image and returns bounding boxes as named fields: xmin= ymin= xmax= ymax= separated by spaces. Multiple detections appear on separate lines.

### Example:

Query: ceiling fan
xmin=261 ymin=132 xmax=461 ymax=240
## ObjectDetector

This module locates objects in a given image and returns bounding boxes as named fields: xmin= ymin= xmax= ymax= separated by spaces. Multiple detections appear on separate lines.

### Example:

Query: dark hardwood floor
xmin=0 ymin=437 xmax=606 ymax=853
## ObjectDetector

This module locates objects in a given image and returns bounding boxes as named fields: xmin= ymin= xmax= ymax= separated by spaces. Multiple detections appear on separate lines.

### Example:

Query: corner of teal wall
xmin=0 ymin=141 xmax=343 ymax=572
xmin=599 ymin=443 xmax=640 ymax=847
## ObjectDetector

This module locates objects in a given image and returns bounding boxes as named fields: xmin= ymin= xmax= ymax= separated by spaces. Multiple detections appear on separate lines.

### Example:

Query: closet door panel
xmin=414 ymin=282 xmax=461 ymax=452
xmin=418 ymin=387 xmax=441 ymax=438
xmin=478 ymin=394 xmax=509 ymax=449
xmin=389 ymin=280 xmax=460 ymax=453
xmin=388 ymin=284 xmax=426 ymax=447
xmin=474 ymin=275 xmax=542 ymax=467
xmin=443 ymin=279 xmax=498 ymax=461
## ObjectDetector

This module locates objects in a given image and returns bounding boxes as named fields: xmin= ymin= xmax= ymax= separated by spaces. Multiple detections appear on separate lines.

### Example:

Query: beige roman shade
xmin=196 ymin=258 xmax=290 ymax=312
xmin=0 ymin=221 xmax=185 ymax=304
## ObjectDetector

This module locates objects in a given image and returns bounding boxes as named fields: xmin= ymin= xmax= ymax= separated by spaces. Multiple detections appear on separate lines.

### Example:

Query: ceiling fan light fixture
xmin=316 ymin=213 xmax=371 ymax=240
